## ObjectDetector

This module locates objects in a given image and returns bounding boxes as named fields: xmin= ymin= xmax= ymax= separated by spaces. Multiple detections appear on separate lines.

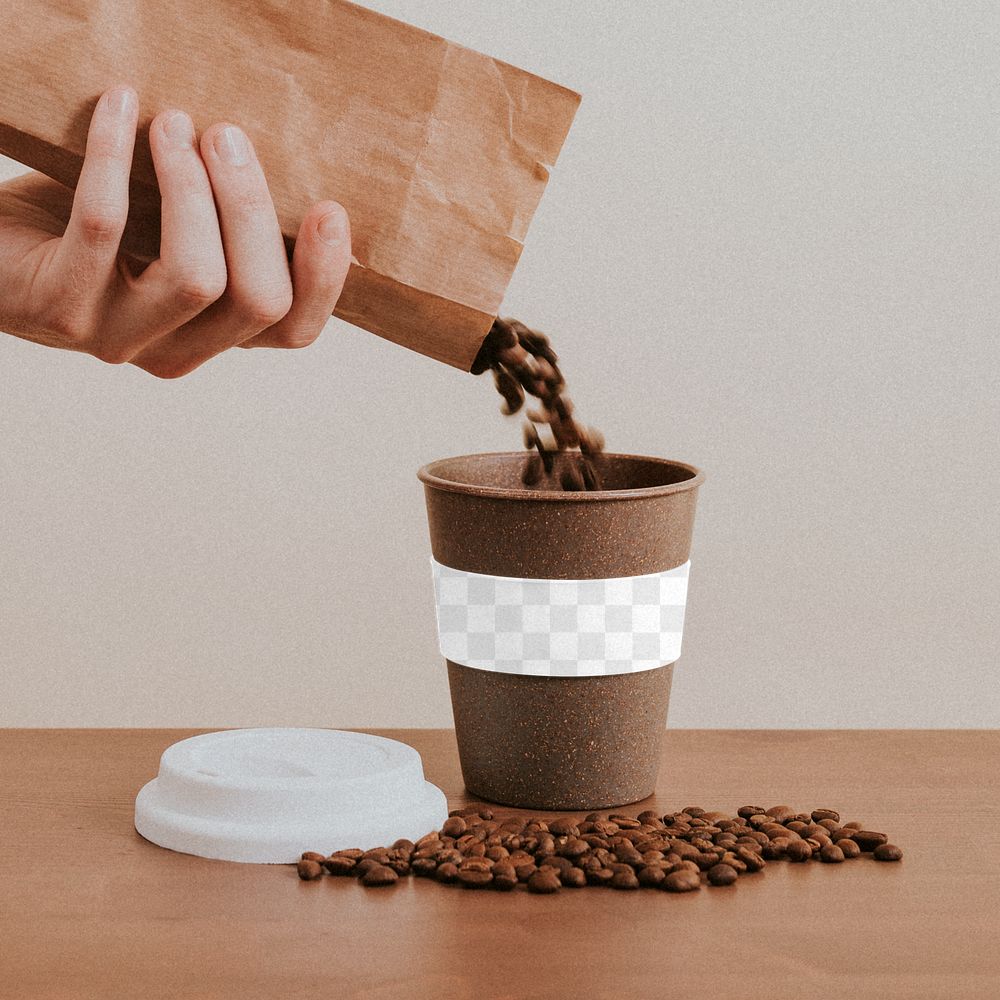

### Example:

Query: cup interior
xmin=418 ymin=452 xmax=702 ymax=498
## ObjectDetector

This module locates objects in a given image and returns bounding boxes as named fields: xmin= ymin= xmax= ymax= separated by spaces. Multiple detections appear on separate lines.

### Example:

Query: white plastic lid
xmin=134 ymin=728 xmax=448 ymax=863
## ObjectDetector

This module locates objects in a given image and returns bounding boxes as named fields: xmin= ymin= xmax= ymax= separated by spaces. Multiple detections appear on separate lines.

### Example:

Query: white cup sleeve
xmin=430 ymin=557 xmax=690 ymax=677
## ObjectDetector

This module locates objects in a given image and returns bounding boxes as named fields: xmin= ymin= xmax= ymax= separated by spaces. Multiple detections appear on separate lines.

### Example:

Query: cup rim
xmin=417 ymin=451 xmax=704 ymax=502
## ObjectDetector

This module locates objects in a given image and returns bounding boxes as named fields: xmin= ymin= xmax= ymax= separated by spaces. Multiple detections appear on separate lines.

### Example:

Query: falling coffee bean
xmin=480 ymin=318 xmax=606 ymax=491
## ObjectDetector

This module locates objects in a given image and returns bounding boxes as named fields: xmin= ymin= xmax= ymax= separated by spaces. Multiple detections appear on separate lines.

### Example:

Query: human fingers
xmin=131 ymin=122 xmax=292 ymax=378
xmin=51 ymin=86 xmax=138 ymax=302
xmin=239 ymin=200 xmax=350 ymax=349
xmin=95 ymin=109 xmax=228 ymax=364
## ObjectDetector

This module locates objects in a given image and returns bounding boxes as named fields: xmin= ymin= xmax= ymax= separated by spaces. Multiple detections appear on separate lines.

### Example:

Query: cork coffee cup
xmin=418 ymin=452 xmax=703 ymax=810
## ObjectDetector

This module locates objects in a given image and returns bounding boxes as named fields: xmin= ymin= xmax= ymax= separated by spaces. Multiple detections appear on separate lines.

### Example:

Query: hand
xmin=0 ymin=85 xmax=351 ymax=378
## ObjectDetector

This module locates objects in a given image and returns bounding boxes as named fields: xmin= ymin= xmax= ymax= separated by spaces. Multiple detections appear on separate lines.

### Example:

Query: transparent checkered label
xmin=430 ymin=557 xmax=690 ymax=677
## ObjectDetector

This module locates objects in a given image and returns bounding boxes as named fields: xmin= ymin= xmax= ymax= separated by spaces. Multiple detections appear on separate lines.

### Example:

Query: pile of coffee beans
xmin=296 ymin=803 xmax=903 ymax=892
xmin=476 ymin=317 xmax=605 ymax=491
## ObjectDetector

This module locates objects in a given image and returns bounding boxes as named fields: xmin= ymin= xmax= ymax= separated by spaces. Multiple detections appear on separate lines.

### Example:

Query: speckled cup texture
xmin=418 ymin=452 xmax=703 ymax=810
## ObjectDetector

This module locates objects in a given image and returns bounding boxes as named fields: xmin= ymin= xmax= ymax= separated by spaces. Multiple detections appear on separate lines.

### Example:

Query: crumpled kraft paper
xmin=0 ymin=1 xmax=580 ymax=369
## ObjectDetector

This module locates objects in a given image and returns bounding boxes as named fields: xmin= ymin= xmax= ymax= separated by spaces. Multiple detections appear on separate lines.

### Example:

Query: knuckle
xmin=231 ymin=287 xmax=293 ymax=329
xmin=77 ymin=202 xmax=126 ymax=246
xmin=170 ymin=267 xmax=228 ymax=311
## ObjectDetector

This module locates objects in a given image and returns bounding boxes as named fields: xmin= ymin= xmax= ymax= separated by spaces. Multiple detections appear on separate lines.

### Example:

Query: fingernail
xmin=214 ymin=125 xmax=250 ymax=166
xmin=162 ymin=111 xmax=194 ymax=148
xmin=317 ymin=207 xmax=348 ymax=246
xmin=101 ymin=86 xmax=137 ymax=119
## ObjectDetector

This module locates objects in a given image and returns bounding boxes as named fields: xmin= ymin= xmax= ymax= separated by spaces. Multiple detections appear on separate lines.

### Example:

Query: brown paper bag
xmin=0 ymin=1 xmax=580 ymax=370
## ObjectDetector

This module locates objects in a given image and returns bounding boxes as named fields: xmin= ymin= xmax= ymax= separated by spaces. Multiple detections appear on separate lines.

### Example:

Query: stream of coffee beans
xmin=296 ymin=804 xmax=903 ymax=891
xmin=475 ymin=317 xmax=606 ymax=491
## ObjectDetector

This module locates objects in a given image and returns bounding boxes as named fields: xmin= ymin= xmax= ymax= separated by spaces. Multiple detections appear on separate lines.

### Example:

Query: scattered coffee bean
xmin=836 ymin=839 xmax=862 ymax=859
xmin=851 ymin=831 xmax=889 ymax=853
xmin=784 ymin=840 xmax=813 ymax=862
xmin=296 ymin=859 xmax=323 ymax=881
xmin=457 ymin=869 xmax=493 ymax=888
xmin=527 ymin=869 xmax=561 ymax=894
xmin=811 ymin=809 xmax=840 ymax=823
xmin=663 ymin=869 xmax=701 ymax=893
xmin=610 ymin=868 xmax=640 ymax=890
xmin=322 ymin=855 xmax=357 ymax=876
xmin=873 ymin=844 xmax=903 ymax=862
xmin=361 ymin=864 xmax=398 ymax=887
xmin=296 ymin=804 xmax=903 ymax=897
xmin=707 ymin=863 xmax=739 ymax=886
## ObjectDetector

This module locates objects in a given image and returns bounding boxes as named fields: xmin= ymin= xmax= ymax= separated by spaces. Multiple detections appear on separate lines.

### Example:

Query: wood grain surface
xmin=1 ymin=729 xmax=997 ymax=1000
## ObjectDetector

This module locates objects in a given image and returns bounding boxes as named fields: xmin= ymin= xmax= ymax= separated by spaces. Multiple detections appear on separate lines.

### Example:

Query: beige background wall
xmin=1 ymin=1 xmax=997 ymax=728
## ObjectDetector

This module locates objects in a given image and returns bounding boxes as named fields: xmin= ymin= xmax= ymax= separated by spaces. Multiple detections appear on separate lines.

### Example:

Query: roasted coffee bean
xmin=457 ymin=869 xmax=493 ymax=888
xmin=735 ymin=846 xmax=766 ymax=872
xmin=492 ymin=863 xmax=518 ymax=890
xmin=873 ymin=844 xmax=903 ymax=862
xmin=586 ymin=866 xmax=615 ymax=886
xmin=707 ymin=864 xmax=739 ymax=886
xmin=637 ymin=865 xmax=667 ymax=888
xmin=441 ymin=816 xmax=467 ymax=838
xmin=434 ymin=862 xmax=459 ymax=884
xmin=663 ymin=870 xmax=701 ymax=893
xmin=812 ymin=809 xmax=840 ymax=823
xmin=738 ymin=806 xmax=766 ymax=819
xmin=785 ymin=840 xmax=813 ymax=862
xmin=852 ymin=831 xmax=889 ymax=852
xmin=558 ymin=838 xmax=590 ymax=859
xmin=459 ymin=857 xmax=494 ymax=873
xmin=361 ymin=864 xmax=398 ymax=887
xmin=296 ymin=859 xmax=323 ymax=881
xmin=764 ymin=805 xmax=796 ymax=823
xmin=298 ymin=804 xmax=903 ymax=897
xmin=836 ymin=839 xmax=862 ymax=859
xmin=538 ymin=855 xmax=575 ymax=877
xmin=323 ymin=856 xmax=357 ymax=876
xmin=411 ymin=857 xmax=438 ymax=878
xmin=547 ymin=817 xmax=579 ymax=837
xmin=527 ymin=869 xmax=561 ymax=894
xmin=481 ymin=318 xmax=605 ymax=490
xmin=842 ymin=821 xmax=863 ymax=830
xmin=610 ymin=868 xmax=640 ymax=890
xmin=521 ymin=453 xmax=544 ymax=486
xmin=514 ymin=862 xmax=538 ymax=882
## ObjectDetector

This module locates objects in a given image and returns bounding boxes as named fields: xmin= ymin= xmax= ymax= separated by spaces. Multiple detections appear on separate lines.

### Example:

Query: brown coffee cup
xmin=418 ymin=451 xmax=703 ymax=810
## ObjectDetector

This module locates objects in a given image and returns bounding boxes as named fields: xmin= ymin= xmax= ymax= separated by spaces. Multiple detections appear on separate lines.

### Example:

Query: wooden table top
xmin=1 ymin=728 xmax=997 ymax=999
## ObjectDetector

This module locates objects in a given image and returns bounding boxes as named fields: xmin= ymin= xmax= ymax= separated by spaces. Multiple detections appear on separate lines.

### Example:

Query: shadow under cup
xmin=418 ymin=452 xmax=703 ymax=811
